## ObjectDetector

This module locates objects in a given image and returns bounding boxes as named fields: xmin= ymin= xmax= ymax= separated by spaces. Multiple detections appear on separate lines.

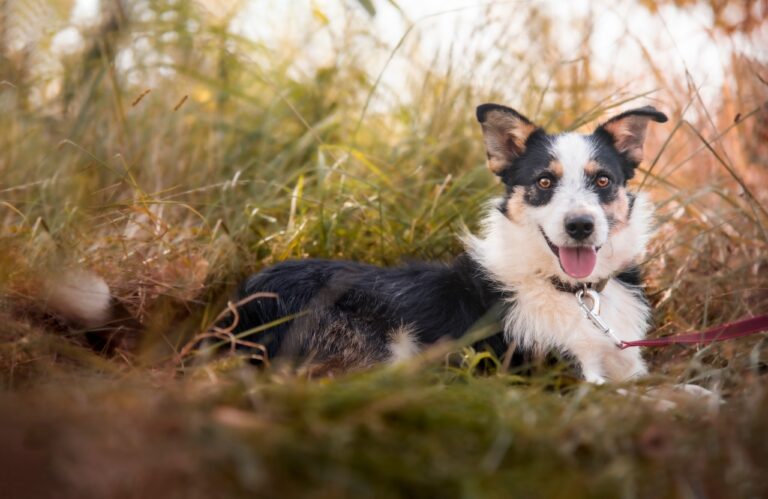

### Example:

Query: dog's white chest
xmin=502 ymin=280 xmax=650 ymax=382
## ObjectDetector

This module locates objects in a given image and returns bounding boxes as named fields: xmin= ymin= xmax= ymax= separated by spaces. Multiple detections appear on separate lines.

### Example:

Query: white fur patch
xmin=464 ymin=192 xmax=655 ymax=383
xmin=388 ymin=324 xmax=420 ymax=363
xmin=44 ymin=270 xmax=112 ymax=327
xmin=550 ymin=133 xmax=594 ymax=176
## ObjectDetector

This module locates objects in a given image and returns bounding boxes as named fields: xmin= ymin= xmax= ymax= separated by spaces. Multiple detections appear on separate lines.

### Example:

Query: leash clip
xmin=575 ymin=287 xmax=625 ymax=349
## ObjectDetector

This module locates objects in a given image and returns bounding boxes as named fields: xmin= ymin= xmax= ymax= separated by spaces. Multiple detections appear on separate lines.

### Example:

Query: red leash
xmin=620 ymin=315 xmax=768 ymax=349
xmin=575 ymin=288 xmax=768 ymax=350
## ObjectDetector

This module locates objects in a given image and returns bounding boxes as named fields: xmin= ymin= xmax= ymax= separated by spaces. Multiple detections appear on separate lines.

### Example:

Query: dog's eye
xmin=596 ymin=176 xmax=611 ymax=188
xmin=537 ymin=177 xmax=552 ymax=189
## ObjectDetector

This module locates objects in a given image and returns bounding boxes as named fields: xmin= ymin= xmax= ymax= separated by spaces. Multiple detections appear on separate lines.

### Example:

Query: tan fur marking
xmin=509 ymin=122 xmax=537 ymax=149
xmin=604 ymin=188 xmax=630 ymax=233
xmin=584 ymin=160 xmax=600 ymax=176
xmin=505 ymin=187 xmax=526 ymax=223
xmin=549 ymin=159 xmax=564 ymax=178
xmin=487 ymin=157 xmax=507 ymax=175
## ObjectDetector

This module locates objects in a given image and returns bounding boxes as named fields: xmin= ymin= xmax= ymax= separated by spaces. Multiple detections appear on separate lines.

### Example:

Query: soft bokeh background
xmin=1 ymin=1 xmax=766 ymax=497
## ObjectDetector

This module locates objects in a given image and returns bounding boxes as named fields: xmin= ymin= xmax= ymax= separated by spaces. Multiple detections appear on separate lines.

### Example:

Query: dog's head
xmin=476 ymin=103 xmax=667 ymax=281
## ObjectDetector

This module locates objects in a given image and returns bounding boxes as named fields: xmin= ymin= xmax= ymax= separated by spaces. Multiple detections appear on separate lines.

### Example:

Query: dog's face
xmin=476 ymin=104 xmax=667 ymax=281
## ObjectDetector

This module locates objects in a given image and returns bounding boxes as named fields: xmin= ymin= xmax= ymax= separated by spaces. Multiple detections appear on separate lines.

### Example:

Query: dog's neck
xmin=548 ymin=276 xmax=609 ymax=294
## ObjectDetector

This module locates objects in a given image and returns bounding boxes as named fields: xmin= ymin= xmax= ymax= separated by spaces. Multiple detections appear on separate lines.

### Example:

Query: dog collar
xmin=549 ymin=276 xmax=609 ymax=294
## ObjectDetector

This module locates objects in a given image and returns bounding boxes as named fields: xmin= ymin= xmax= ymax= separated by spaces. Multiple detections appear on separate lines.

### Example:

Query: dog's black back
xmin=225 ymin=254 xmax=507 ymax=368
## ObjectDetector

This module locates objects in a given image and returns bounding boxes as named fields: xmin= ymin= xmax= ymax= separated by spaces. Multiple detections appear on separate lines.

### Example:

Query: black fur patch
xmin=615 ymin=265 xmax=650 ymax=309
xmin=615 ymin=265 xmax=643 ymax=287
xmin=493 ymin=131 xmax=560 ymax=208
xmin=590 ymin=128 xmax=640 ymax=182
xmin=223 ymin=255 xmax=513 ymax=365
xmin=498 ymin=131 xmax=555 ymax=193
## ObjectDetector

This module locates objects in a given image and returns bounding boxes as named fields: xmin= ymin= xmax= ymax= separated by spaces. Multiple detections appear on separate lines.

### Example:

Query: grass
xmin=1 ymin=1 xmax=767 ymax=497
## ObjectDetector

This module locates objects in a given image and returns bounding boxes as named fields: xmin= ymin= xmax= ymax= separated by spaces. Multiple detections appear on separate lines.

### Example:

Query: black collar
xmin=549 ymin=276 xmax=610 ymax=294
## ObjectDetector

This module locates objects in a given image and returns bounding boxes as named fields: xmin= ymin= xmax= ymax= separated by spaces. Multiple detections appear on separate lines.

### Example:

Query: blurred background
xmin=0 ymin=1 xmax=767 ymax=496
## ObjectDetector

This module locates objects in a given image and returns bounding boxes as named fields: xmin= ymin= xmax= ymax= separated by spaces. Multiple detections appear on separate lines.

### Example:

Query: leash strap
xmin=620 ymin=315 xmax=768 ymax=349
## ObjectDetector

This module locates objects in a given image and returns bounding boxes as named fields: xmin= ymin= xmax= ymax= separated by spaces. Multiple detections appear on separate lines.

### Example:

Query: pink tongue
xmin=559 ymin=246 xmax=597 ymax=278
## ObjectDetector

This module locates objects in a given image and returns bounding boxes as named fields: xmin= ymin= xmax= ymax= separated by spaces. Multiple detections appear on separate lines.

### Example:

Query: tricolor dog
xmin=226 ymin=104 xmax=668 ymax=383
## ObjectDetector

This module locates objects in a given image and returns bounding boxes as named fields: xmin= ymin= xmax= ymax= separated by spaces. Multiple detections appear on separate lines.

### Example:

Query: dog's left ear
xmin=476 ymin=103 xmax=539 ymax=175
xmin=596 ymin=106 xmax=668 ymax=164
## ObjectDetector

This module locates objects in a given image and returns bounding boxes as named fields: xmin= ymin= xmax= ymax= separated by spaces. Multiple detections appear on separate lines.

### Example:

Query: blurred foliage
xmin=639 ymin=0 xmax=765 ymax=33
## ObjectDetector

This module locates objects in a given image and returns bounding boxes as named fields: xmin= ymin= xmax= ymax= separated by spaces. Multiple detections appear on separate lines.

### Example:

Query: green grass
xmin=1 ymin=1 xmax=767 ymax=497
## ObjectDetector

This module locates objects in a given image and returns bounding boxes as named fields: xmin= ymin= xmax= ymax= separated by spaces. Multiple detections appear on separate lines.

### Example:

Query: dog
xmin=224 ymin=103 xmax=668 ymax=383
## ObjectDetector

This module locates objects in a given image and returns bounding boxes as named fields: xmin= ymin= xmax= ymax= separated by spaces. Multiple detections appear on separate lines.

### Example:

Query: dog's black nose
xmin=565 ymin=215 xmax=594 ymax=241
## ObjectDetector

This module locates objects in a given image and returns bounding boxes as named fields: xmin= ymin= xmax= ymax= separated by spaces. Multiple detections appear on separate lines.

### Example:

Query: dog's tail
xmin=43 ymin=269 xmax=112 ymax=328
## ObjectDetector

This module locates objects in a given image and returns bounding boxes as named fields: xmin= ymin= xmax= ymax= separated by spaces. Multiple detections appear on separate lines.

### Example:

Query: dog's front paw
xmin=621 ymin=383 xmax=723 ymax=412
xmin=583 ymin=371 xmax=606 ymax=385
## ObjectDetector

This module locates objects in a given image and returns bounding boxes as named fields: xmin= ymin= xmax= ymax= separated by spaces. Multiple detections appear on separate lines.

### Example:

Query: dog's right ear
xmin=595 ymin=106 xmax=668 ymax=164
xmin=476 ymin=103 xmax=538 ymax=175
